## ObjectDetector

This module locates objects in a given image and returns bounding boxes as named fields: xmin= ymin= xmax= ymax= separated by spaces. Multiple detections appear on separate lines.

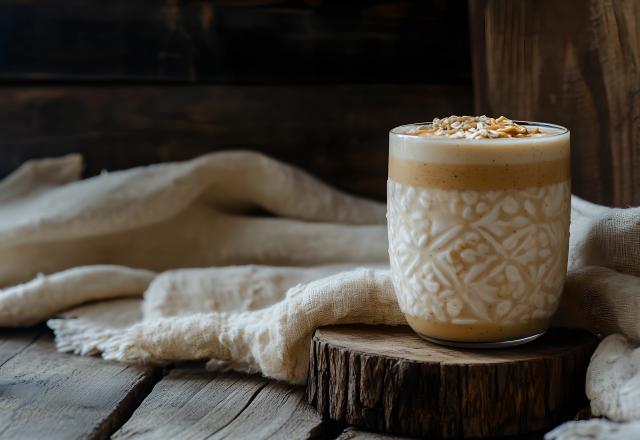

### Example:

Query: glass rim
xmin=390 ymin=120 xmax=569 ymax=140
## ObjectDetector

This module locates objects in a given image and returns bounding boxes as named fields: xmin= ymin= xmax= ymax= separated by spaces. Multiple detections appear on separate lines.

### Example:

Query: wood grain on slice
xmin=307 ymin=325 xmax=598 ymax=439
xmin=114 ymin=366 xmax=325 ymax=440
xmin=470 ymin=0 xmax=640 ymax=206
xmin=336 ymin=427 xmax=407 ymax=440
xmin=337 ymin=427 xmax=544 ymax=440
xmin=0 ymin=329 xmax=160 ymax=440
xmin=0 ymin=84 xmax=472 ymax=200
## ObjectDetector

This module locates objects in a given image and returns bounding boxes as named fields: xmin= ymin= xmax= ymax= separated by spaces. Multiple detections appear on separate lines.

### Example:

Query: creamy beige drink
xmin=387 ymin=116 xmax=570 ymax=346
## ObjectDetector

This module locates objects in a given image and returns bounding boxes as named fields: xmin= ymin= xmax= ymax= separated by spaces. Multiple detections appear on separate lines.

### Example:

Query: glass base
xmin=416 ymin=331 xmax=545 ymax=349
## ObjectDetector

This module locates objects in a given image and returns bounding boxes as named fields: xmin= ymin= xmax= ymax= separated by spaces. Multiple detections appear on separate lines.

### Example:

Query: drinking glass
xmin=387 ymin=121 xmax=570 ymax=347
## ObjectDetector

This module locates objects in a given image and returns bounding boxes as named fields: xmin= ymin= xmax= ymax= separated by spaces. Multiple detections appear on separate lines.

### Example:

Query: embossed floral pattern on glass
xmin=387 ymin=180 xmax=570 ymax=325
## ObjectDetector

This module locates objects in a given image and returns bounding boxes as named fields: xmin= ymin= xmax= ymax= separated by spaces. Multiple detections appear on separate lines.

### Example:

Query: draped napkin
xmin=0 ymin=152 xmax=638 ymax=439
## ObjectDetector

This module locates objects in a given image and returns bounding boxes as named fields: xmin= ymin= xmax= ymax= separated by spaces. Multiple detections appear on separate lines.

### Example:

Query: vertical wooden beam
xmin=470 ymin=0 xmax=640 ymax=206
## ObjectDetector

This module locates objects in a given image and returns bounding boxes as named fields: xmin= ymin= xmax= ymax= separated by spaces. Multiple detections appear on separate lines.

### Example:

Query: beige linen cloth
xmin=0 ymin=151 xmax=639 ymax=439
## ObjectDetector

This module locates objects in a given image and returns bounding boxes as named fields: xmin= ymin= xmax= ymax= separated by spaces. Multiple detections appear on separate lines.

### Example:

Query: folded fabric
xmin=0 ymin=152 xmax=638 ymax=439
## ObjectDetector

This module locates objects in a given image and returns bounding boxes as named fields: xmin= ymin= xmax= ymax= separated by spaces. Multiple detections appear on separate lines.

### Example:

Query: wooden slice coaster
xmin=306 ymin=325 xmax=598 ymax=439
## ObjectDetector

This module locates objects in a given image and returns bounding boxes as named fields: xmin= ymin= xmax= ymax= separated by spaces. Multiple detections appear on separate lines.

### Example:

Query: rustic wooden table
xmin=0 ymin=327 xmax=409 ymax=440
xmin=0 ymin=327 xmax=548 ymax=440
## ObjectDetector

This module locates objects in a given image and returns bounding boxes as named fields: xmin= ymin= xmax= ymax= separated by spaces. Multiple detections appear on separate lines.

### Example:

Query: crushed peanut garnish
xmin=410 ymin=115 xmax=541 ymax=139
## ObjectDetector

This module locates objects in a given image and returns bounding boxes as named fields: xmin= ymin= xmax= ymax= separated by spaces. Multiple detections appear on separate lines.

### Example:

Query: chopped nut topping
xmin=410 ymin=115 xmax=541 ymax=139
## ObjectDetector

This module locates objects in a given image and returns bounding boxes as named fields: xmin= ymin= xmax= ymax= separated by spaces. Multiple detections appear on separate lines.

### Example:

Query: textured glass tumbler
xmin=387 ymin=121 xmax=571 ymax=347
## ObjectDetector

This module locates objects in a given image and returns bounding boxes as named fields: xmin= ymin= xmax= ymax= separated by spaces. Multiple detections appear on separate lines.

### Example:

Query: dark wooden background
xmin=0 ymin=0 xmax=472 ymax=201
xmin=0 ymin=0 xmax=638 ymax=205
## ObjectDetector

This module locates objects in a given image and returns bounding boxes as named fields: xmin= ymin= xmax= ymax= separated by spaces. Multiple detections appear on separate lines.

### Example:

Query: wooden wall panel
xmin=0 ymin=1 xmax=474 ymax=194
xmin=0 ymin=85 xmax=473 ymax=200
xmin=0 ymin=0 xmax=470 ymax=84
xmin=470 ymin=0 xmax=640 ymax=206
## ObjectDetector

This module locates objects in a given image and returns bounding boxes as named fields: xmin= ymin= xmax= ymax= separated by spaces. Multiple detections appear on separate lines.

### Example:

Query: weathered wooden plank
xmin=114 ymin=366 xmax=325 ymax=440
xmin=470 ymin=0 xmax=640 ymax=206
xmin=113 ymin=368 xmax=266 ymax=439
xmin=214 ymin=380 xmax=324 ymax=439
xmin=0 ymin=0 xmax=470 ymax=84
xmin=0 ymin=84 xmax=473 ymax=200
xmin=0 ymin=326 xmax=43 ymax=366
xmin=0 ymin=330 xmax=161 ymax=440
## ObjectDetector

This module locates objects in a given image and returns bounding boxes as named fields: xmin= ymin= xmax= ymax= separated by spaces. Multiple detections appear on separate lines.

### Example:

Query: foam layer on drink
xmin=390 ymin=124 xmax=569 ymax=164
